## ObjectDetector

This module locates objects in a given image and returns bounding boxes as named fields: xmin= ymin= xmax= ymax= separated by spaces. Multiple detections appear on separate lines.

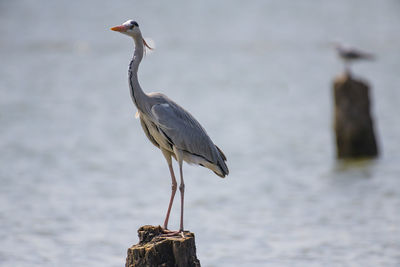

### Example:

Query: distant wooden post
xmin=333 ymin=73 xmax=379 ymax=158
xmin=125 ymin=225 xmax=201 ymax=267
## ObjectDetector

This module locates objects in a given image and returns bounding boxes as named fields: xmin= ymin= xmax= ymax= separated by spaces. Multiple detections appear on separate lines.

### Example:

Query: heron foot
xmin=161 ymin=228 xmax=185 ymax=238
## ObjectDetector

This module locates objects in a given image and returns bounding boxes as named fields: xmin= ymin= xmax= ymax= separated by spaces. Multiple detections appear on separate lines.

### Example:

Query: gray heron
xmin=110 ymin=20 xmax=229 ymax=235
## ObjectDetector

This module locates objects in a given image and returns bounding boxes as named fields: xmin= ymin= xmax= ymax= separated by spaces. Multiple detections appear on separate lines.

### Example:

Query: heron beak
xmin=110 ymin=25 xmax=127 ymax=32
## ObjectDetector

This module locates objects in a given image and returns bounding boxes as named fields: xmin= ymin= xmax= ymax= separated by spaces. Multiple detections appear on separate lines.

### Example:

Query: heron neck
xmin=128 ymin=36 xmax=147 ymax=111
xmin=131 ymin=36 xmax=144 ymax=73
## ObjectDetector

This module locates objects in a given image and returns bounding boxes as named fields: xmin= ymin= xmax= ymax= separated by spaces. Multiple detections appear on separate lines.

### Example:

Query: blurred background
xmin=1 ymin=0 xmax=399 ymax=266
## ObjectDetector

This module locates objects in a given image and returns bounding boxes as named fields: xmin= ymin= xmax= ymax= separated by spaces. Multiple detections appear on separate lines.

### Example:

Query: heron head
xmin=110 ymin=20 xmax=152 ymax=50
xmin=111 ymin=20 xmax=140 ymax=36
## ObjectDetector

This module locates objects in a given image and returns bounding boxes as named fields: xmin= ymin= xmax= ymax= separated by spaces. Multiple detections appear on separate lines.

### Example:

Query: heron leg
xmin=163 ymin=163 xmax=177 ymax=230
xmin=178 ymin=159 xmax=185 ymax=232
xmin=161 ymin=159 xmax=184 ymax=238
xmin=162 ymin=150 xmax=177 ymax=230
xmin=171 ymin=147 xmax=185 ymax=233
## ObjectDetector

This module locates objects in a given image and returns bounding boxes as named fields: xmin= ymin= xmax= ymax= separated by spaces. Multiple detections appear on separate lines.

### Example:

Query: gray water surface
xmin=1 ymin=1 xmax=400 ymax=266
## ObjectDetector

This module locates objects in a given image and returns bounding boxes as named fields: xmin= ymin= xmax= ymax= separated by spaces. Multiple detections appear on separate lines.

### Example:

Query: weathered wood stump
xmin=125 ymin=225 xmax=201 ymax=267
xmin=333 ymin=73 xmax=379 ymax=158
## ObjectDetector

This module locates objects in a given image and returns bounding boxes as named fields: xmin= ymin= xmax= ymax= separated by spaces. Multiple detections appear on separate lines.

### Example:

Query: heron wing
xmin=150 ymin=102 xmax=219 ymax=163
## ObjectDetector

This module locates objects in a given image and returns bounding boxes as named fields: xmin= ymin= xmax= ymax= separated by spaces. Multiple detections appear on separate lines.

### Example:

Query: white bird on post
xmin=334 ymin=43 xmax=374 ymax=75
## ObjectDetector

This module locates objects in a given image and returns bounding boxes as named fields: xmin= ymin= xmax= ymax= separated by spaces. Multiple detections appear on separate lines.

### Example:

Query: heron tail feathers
xmin=215 ymin=145 xmax=229 ymax=178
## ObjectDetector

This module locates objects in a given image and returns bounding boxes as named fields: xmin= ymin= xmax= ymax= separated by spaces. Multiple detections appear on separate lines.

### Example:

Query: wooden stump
xmin=125 ymin=225 xmax=201 ymax=267
xmin=333 ymin=73 xmax=379 ymax=159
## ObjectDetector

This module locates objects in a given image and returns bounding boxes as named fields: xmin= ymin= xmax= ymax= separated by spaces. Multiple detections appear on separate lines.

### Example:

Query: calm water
xmin=1 ymin=1 xmax=400 ymax=266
